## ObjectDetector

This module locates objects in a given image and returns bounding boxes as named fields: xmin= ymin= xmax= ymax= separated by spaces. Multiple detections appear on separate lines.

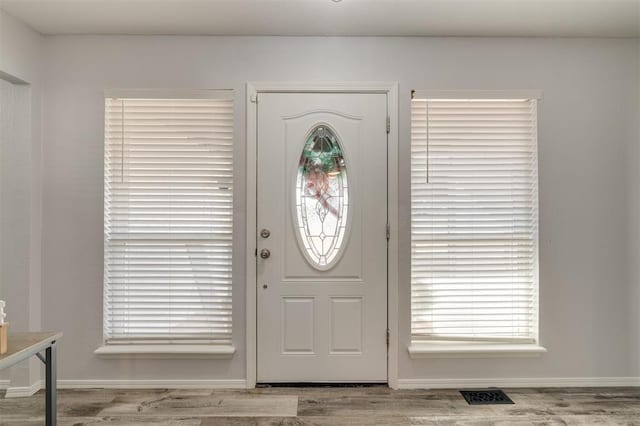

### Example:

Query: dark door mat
xmin=257 ymin=382 xmax=387 ymax=388
xmin=460 ymin=389 xmax=515 ymax=405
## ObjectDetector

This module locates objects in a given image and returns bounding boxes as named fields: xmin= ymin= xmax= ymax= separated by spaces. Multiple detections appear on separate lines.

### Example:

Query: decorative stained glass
xmin=295 ymin=125 xmax=349 ymax=269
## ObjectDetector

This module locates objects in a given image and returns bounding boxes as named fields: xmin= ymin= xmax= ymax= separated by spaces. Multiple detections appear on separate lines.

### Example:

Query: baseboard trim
xmin=4 ymin=380 xmax=43 ymax=398
xmin=397 ymin=377 xmax=640 ymax=389
xmin=5 ymin=378 xmax=637 ymax=392
xmin=57 ymin=379 xmax=248 ymax=389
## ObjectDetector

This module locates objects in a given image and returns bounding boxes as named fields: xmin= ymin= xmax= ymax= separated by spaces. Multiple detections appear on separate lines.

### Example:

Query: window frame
xmin=408 ymin=90 xmax=546 ymax=358
xmin=96 ymin=89 xmax=236 ymax=358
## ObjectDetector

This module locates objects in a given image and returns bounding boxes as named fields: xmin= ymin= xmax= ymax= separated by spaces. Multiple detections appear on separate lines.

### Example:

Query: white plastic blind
xmin=104 ymin=92 xmax=233 ymax=345
xmin=411 ymin=96 xmax=538 ymax=343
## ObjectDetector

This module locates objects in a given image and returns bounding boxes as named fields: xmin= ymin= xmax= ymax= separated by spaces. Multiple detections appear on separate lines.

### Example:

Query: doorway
xmin=246 ymin=83 xmax=399 ymax=386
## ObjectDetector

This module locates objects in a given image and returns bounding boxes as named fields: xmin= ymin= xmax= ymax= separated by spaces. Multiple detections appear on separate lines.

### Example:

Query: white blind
xmin=411 ymin=96 xmax=539 ymax=343
xmin=104 ymin=92 xmax=233 ymax=345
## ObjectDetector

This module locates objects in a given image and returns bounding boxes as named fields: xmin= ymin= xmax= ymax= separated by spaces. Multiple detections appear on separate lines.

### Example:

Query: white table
xmin=0 ymin=332 xmax=62 ymax=426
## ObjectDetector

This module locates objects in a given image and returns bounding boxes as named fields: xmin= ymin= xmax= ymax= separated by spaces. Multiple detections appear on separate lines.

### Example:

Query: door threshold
xmin=257 ymin=382 xmax=388 ymax=388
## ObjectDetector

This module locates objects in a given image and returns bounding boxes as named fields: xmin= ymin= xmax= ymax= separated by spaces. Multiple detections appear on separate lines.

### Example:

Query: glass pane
xmin=295 ymin=125 xmax=349 ymax=268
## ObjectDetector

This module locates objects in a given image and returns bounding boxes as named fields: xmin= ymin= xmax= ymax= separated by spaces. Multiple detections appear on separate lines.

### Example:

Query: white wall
xmin=0 ymin=9 xmax=44 ymax=391
xmin=629 ymin=40 xmax=640 ymax=378
xmin=0 ymin=9 xmax=41 ymax=84
xmin=39 ymin=35 xmax=639 ymax=384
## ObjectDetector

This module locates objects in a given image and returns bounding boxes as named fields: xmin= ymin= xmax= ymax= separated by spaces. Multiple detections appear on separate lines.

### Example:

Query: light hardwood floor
xmin=1 ymin=386 xmax=639 ymax=425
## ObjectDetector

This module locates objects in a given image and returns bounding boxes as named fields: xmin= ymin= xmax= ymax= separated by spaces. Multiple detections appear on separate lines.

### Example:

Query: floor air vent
xmin=460 ymin=389 xmax=514 ymax=405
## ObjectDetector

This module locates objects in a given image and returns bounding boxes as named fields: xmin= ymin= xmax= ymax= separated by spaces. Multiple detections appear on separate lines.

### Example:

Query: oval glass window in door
xmin=295 ymin=125 xmax=349 ymax=269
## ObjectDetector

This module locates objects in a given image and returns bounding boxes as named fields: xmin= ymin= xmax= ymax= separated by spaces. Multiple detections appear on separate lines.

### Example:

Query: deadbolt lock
xmin=260 ymin=229 xmax=271 ymax=239
xmin=260 ymin=248 xmax=271 ymax=259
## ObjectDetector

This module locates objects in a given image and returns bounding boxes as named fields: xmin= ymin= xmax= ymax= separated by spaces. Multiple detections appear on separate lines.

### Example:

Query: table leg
xmin=45 ymin=341 xmax=57 ymax=426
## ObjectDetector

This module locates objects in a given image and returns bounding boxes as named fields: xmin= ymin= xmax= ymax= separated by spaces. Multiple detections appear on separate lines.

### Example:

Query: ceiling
xmin=1 ymin=0 xmax=639 ymax=37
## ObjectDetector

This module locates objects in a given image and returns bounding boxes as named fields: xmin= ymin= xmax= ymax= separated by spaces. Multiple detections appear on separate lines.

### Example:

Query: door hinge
xmin=386 ymin=116 xmax=390 ymax=134
xmin=386 ymin=223 xmax=390 ymax=241
xmin=386 ymin=329 xmax=390 ymax=346
xmin=250 ymin=94 xmax=258 ymax=103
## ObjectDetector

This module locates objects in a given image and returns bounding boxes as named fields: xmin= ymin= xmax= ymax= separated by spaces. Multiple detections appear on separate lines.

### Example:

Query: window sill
xmin=408 ymin=342 xmax=547 ymax=359
xmin=94 ymin=345 xmax=236 ymax=359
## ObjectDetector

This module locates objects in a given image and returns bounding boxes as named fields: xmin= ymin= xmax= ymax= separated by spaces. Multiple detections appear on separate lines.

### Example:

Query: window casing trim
xmin=94 ymin=344 xmax=236 ymax=359
xmin=412 ymin=89 xmax=543 ymax=100
xmin=408 ymin=341 xmax=547 ymax=359
xmin=410 ymin=91 xmax=541 ymax=352
xmin=104 ymin=88 xmax=233 ymax=100
xmin=102 ymin=90 xmax=234 ymax=349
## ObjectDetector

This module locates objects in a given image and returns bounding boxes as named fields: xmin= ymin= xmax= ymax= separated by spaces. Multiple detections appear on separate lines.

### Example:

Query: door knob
xmin=260 ymin=249 xmax=271 ymax=259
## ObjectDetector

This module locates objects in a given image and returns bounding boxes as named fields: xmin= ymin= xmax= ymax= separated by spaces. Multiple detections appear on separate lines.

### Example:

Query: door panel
xmin=257 ymin=92 xmax=387 ymax=382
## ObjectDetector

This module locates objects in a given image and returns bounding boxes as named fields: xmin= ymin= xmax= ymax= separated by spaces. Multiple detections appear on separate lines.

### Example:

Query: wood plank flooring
xmin=1 ymin=386 xmax=639 ymax=425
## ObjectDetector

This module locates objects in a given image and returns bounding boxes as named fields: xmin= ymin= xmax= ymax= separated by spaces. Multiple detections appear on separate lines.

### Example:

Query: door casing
xmin=246 ymin=82 xmax=399 ymax=388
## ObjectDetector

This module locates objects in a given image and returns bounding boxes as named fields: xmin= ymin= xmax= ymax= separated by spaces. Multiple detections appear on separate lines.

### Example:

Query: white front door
xmin=256 ymin=92 xmax=388 ymax=382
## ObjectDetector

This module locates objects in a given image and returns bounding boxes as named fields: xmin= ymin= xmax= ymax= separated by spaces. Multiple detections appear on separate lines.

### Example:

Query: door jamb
xmin=245 ymin=82 xmax=399 ymax=388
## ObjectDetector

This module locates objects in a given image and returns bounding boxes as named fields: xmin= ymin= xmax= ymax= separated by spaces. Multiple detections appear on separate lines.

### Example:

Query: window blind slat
xmin=411 ymin=98 xmax=538 ymax=344
xmin=104 ymin=95 xmax=233 ymax=346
